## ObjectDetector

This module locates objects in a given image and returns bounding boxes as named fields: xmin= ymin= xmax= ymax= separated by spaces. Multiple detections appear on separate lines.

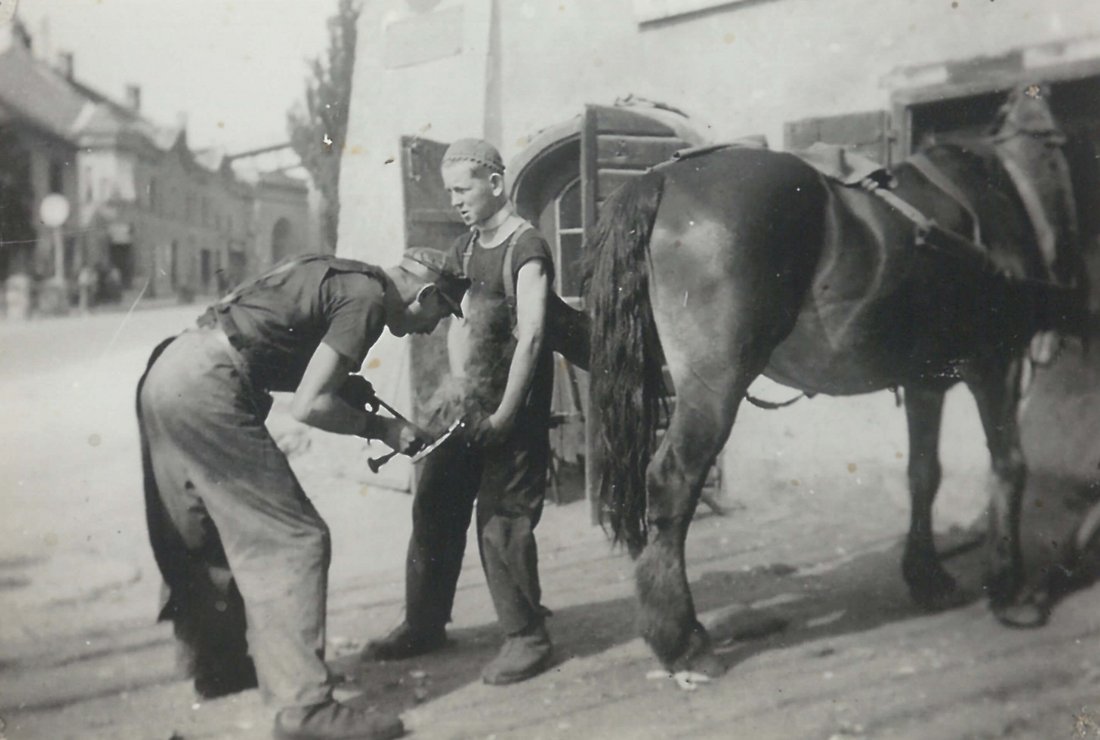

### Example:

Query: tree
xmin=288 ymin=0 xmax=361 ymax=252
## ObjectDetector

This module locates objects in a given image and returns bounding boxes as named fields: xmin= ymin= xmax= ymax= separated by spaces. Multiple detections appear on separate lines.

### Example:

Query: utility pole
xmin=39 ymin=193 xmax=71 ymax=315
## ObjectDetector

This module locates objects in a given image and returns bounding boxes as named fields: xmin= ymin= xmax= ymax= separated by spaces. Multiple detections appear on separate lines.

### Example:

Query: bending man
xmin=138 ymin=249 xmax=468 ymax=740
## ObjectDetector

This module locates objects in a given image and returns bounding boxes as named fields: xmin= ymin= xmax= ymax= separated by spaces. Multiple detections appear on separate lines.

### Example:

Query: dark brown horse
xmin=586 ymin=84 xmax=1093 ymax=677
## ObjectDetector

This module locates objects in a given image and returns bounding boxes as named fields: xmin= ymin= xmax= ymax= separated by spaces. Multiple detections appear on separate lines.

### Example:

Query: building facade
xmin=0 ymin=22 xmax=315 ymax=314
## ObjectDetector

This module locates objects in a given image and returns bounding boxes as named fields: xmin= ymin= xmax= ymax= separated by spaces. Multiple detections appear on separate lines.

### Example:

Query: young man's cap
xmin=401 ymin=247 xmax=471 ymax=318
xmin=441 ymin=138 xmax=505 ymax=175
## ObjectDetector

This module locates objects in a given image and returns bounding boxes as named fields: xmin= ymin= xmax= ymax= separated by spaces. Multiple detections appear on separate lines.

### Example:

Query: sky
xmin=15 ymin=0 xmax=336 ymax=154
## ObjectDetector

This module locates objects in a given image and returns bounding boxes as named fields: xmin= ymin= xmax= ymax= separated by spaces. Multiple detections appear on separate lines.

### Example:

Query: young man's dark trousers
xmin=403 ymin=405 xmax=551 ymax=638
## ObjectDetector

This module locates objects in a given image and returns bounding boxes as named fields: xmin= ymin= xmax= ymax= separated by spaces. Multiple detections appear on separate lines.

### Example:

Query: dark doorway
xmin=169 ymin=240 xmax=179 ymax=289
xmin=109 ymin=242 xmax=134 ymax=288
xmin=271 ymin=217 xmax=292 ymax=265
xmin=200 ymin=249 xmax=212 ymax=291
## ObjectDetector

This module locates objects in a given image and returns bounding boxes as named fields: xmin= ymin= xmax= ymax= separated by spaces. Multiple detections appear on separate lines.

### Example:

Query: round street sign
xmin=40 ymin=193 xmax=71 ymax=228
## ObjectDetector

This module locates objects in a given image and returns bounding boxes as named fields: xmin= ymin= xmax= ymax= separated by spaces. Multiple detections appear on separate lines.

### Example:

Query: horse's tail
xmin=585 ymin=170 xmax=667 ymax=558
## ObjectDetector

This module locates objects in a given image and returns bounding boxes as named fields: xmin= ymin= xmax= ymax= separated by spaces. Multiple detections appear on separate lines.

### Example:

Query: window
xmin=49 ymin=159 xmax=65 ymax=194
xmin=169 ymin=240 xmax=179 ymax=288
xmin=554 ymin=179 xmax=584 ymax=300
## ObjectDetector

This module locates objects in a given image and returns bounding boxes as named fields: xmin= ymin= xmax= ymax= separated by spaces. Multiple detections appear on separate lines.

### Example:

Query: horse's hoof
xmin=682 ymin=651 xmax=726 ymax=679
xmin=667 ymin=638 xmax=726 ymax=679
xmin=993 ymin=597 xmax=1048 ymax=629
xmin=984 ymin=566 xmax=1024 ymax=611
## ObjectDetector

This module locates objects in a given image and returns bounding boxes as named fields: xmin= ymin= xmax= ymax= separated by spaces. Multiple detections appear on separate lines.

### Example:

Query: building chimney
xmin=125 ymin=84 xmax=142 ymax=113
xmin=57 ymin=51 xmax=74 ymax=81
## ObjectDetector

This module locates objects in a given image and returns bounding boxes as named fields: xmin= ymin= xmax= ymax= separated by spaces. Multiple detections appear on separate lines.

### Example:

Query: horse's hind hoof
xmin=676 ymin=650 xmax=726 ymax=679
xmin=993 ymin=597 xmax=1048 ymax=629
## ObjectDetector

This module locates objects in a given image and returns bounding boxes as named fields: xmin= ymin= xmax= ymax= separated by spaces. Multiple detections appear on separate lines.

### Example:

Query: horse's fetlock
xmin=645 ymin=513 xmax=689 ymax=534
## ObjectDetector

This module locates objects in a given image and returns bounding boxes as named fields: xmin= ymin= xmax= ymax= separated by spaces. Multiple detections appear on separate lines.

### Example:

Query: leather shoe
xmin=192 ymin=656 xmax=257 ymax=698
xmin=481 ymin=625 xmax=552 ymax=685
xmin=362 ymin=622 xmax=446 ymax=661
xmin=274 ymin=699 xmax=403 ymax=740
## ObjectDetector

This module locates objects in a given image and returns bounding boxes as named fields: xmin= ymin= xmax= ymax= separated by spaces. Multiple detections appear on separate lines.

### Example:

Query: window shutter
xmin=784 ymin=110 xmax=892 ymax=165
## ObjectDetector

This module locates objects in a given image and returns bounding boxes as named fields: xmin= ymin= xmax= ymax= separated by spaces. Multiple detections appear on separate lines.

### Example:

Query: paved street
xmin=1 ymin=305 xmax=1099 ymax=739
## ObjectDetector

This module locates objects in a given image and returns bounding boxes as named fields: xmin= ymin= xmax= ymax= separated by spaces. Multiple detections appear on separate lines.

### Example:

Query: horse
xmin=585 ymin=84 xmax=1094 ymax=677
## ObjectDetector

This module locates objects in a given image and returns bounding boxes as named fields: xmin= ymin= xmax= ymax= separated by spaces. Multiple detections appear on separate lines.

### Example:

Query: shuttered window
xmin=784 ymin=110 xmax=892 ymax=165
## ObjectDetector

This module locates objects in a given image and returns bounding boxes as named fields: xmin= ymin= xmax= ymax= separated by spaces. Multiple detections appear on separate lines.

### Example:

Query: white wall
xmin=338 ymin=0 xmax=493 ymax=266
xmin=492 ymin=0 xmax=1100 ymax=154
xmin=344 ymin=0 xmax=1100 ymax=232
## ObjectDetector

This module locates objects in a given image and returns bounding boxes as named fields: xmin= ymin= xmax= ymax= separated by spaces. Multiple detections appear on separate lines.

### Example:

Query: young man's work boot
xmin=192 ymin=656 xmax=257 ymax=699
xmin=274 ymin=699 xmax=404 ymax=740
xmin=481 ymin=623 xmax=552 ymax=686
xmin=362 ymin=622 xmax=447 ymax=661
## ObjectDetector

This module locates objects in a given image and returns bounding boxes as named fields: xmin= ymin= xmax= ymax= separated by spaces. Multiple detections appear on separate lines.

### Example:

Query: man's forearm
xmin=295 ymin=392 xmax=387 ymax=438
xmin=494 ymin=331 xmax=542 ymax=424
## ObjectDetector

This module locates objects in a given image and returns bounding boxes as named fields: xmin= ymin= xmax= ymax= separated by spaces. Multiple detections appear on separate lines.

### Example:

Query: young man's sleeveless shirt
xmin=448 ymin=228 xmax=556 ymax=412
xmin=204 ymin=255 xmax=387 ymax=392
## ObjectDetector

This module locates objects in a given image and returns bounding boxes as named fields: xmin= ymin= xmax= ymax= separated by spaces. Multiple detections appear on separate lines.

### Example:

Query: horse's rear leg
xmin=901 ymin=386 xmax=960 ymax=607
xmin=636 ymin=361 xmax=750 ymax=677
xmin=966 ymin=359 xmax=1043 ymax=627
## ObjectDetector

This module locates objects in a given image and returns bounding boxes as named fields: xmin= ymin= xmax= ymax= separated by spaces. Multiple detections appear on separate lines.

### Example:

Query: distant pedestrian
xmin=102 ymin=264 xmax=122 ymax=303
xmin=77 ymin=264 xmax=98 ymax=313
xmin=214 ymin=267 xmax=229 ymax=296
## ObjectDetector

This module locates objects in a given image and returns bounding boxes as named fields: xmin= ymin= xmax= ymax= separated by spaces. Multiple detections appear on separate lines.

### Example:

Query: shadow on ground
xmin=333 ymin=472 xmax=1100 ymax=719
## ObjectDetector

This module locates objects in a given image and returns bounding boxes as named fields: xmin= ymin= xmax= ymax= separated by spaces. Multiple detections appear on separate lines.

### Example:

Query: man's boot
xmin=362 ymin=622 xmax=447 ymax=661
xmin=274 ymin=699 xmax=404 ymax=740
xmin=481 ymin=623 xmax=552 ymax=686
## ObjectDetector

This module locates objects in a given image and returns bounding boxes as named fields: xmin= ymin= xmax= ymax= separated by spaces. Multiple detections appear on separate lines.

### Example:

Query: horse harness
xmin=862 ymin=147 xmax=1075 ymax=298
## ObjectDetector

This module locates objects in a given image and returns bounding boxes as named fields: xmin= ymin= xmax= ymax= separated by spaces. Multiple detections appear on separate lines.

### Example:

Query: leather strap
xmin=907 ymin=152 xmax=983 ymax=245
xmin=997 ymin=154 xmax=1061 ymax=271
xmin=460 ymin=221 xmax=535 ymax=323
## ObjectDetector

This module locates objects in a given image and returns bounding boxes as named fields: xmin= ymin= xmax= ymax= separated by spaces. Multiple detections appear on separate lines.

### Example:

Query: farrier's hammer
xmin=367 ymin=395 xmax=418 ymax=472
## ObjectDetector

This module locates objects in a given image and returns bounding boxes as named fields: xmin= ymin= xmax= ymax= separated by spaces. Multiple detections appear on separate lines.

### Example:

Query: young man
xmin=365 ymin=139 xmax=557 ymax=685
xmin=137 ymin=249 xmax=468 ymax=740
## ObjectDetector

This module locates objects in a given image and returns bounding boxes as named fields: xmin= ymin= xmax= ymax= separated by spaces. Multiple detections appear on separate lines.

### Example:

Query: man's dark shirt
xmin=212 ymin=256 xmax=387 ymax=392
xmin=449 ymin=227 xmax=555 ymax=410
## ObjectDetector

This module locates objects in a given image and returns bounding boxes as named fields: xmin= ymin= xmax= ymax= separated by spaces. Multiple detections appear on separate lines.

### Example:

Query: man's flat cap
xmin=441 ymin=138 xmax=505 ymax=174
xmin=402 ymin=247 xmax=471 ymax=318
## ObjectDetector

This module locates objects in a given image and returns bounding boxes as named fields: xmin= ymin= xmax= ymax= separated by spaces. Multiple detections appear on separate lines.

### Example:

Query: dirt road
xmin=2 ymin=306 xmax=1098 ymax=740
